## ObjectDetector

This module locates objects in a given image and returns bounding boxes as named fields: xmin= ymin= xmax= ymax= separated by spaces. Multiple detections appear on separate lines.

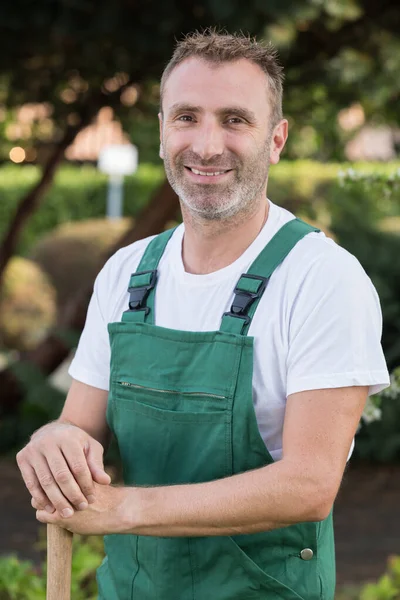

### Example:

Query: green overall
xmin=97 ymin=218 xmax=336 ymax=600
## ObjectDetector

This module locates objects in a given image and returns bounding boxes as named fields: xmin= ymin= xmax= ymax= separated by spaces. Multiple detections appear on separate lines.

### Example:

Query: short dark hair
xmin=160 ymin=28 xmax=284 ymax=127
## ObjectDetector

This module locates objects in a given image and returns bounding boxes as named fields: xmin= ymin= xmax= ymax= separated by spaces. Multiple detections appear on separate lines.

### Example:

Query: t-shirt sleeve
xmin=286 ymin=247 xmax=390 ymax=398
xmin=68 ymin=256 xmax=115 ymax=391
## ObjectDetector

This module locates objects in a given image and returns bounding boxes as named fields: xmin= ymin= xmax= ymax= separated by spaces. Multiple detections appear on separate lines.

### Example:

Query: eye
xmin=226 ymin=117 xmax=245 ymax=125
xmin=177 ymin=115 xmax=194 ymax=122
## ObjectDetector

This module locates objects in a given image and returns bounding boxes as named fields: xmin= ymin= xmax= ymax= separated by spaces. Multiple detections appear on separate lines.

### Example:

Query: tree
xmin=1 ymin=0 xmax=399 ymax=278
xmin=0 ymin=0 xmax=319 ymax=284
xmin=0 ymin=0 xmax=399 ymax=417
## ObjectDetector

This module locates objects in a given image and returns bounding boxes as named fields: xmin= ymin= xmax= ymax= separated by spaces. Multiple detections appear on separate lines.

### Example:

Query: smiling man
xmin=161 ymin=58 xmax=275 ymax=225
xmin=17 ymin=30 xmax=390 ymax=600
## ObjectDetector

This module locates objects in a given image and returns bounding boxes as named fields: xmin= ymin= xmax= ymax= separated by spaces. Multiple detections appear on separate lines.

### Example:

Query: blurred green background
xmin=0 ymin=0 xmax=400 ymax=597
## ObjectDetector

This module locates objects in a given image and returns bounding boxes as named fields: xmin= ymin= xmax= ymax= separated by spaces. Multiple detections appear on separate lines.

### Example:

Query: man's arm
xmin=34 ymin=385 xmax=368 ymax=534
xmin=122 ymin=385 xmax=368 ymax=536
xmin=59 ymin=379 xmax=111 ymax=448
xmin=17 ymin=379 xmax=111 ymax=517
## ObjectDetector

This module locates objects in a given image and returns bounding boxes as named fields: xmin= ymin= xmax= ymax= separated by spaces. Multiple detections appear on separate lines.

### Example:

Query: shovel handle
xmin=46 ymin=524 xmax=73 ymax=600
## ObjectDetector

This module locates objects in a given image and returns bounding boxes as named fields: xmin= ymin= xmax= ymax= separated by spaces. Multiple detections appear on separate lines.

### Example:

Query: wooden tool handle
xmin=46 ymin=524 xmax=73 ymax=600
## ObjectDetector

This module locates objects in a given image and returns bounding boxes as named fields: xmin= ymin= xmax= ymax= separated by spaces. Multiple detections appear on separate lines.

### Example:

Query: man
xmin=17 ymin=30 xmax=390 ymax=599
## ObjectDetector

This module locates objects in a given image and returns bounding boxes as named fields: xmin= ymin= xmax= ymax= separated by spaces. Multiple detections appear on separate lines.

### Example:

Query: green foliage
xmin=354 ymin=368 xmax=400 ymax=462
xmin=0 ymin=0 xmax=305 ymax=160
xmin=0 ymin=535 xmax=103 ymax=599
xmin=360 ymin=555 xmax=400 ymax=600
xmin=1 ymin=160 xmax=397 ymax=258
xmin=0 ymin=257 xmax=56 ymax=351
xmin=311 ymin=166 xmax=400 ymax=461
xmin=30 ymin=217 xmax=134 ymax=309
xmin=268 ymin=159 xmax=341 ymax=215
xmin=0 ymin=1 xmax=397 ymax=162
xmin=0 ymin=555 xmax=45 ymax=599
xmin=68 ymin=535 xmax=104 ymax=599
xmin=2 ymin=160 xmax=400 ymax=460
xmin=1 ymin=543 xmax=399 ymax=600
xmin=0 ymin=358 xmax=67 ymax=455
xmin=0 ymin=0 xmax=400 ymax=160
xmin=326 ymin=166 xmax=400 ymax=370
xmin=0 ymin=163 xmax=164 ymax=255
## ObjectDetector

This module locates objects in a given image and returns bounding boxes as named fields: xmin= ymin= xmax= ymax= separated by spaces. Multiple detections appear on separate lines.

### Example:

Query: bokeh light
xmin=9 ymin=147 xmax=26 ymax=163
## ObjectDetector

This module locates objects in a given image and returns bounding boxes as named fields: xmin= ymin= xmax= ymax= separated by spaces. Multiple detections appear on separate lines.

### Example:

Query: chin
xmin=186 ymin=201 xmax=242 ymax=222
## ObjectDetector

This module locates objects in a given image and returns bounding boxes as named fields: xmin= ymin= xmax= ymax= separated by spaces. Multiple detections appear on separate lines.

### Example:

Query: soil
xmin=1 ymin=458 xmax=399 ymax=586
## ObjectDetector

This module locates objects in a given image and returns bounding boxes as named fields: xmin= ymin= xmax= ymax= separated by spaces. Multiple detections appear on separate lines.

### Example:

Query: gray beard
xmin=163 ymin=137 xmax=271 ymax=222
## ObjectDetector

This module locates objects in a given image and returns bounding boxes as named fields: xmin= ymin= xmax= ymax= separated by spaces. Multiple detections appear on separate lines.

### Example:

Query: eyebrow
xmin=168 ymin=103 xmax=257 ymax=123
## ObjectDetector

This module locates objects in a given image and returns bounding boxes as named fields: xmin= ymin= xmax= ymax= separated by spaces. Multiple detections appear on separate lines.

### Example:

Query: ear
xmin=158 ymin=112 xmax=164 ymax=159
xmin=269 ymin=119 xmax=288 ymax=165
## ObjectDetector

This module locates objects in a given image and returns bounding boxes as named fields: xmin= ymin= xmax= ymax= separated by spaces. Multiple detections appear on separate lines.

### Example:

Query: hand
xmin=16 ymin=421 xmax=111 ymax=518
xmin=33 ymin=482 xmax=129 ymax=536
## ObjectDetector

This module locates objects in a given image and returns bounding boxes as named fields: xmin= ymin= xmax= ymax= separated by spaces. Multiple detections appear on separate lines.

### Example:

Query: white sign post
xmin=98 ymin=144 xmax=138 ymax=219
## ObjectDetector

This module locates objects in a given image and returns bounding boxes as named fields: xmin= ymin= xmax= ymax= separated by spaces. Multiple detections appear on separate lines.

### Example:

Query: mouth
xmin=184 ymin=166 xmax=233 ymax=182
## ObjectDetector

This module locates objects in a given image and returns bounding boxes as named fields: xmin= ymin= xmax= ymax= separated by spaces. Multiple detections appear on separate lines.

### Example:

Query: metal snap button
xmin=300 ymin=548 xmax=314 ymax=561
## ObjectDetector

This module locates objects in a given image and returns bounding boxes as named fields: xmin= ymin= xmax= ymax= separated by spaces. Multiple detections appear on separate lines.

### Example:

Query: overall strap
xmin=220 ymin=219 xmax=320 ymax=335
xmin=122 ymin=227 xmax=177 ymax=324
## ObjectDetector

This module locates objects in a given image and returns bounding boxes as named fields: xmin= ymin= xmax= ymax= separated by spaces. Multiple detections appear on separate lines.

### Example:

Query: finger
xmin=36 ymin=509 xmax=47 ymax=523
xmin=36 ymin=509 xmax=57 ymax=524
xmin=61 ymin=440 xmax=97 ymax=503
xmin=45 ymin=449 xmax=89 ymax=513
xmin=17 ymin=458 xmax=54 ymax=511
xmin=85 ymin=441 xmax=111 ymax=487
xmin=31 ymin=453 xmax=75 ymax=518
xmin=31 ymin=497 xmax=55 ymax=513
xmin=36 ymin=510 xmax=73 ymax=534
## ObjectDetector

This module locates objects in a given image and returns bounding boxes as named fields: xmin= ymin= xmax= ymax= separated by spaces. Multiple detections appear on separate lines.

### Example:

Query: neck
xmin=181 ymin=199 xmax=269 ymax=275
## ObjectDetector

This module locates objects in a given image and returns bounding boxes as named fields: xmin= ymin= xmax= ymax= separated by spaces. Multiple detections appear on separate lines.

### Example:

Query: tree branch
xmin=0 ymin=77 xmax=140 ymax=289
xmin=0 ymin=179 xmax=179 ymax=415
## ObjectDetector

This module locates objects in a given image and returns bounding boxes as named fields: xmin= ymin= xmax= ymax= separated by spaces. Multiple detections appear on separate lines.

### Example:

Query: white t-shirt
xmin=69 ymin=199 xmax=390 ymax=461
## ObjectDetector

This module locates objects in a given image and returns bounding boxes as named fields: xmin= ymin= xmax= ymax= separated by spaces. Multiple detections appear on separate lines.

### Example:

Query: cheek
xmin=223 ymin=131 xmax=259 ymax=156
xmin=163 ymin=130 xmax=191 ymax=155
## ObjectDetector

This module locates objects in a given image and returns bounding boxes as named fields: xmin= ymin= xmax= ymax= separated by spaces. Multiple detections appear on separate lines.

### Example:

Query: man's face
xmin=159 ymin=57 xmax=283 ymax=221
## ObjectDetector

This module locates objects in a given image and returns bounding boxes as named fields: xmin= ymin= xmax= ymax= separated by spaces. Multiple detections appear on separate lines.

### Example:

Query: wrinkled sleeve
xmin=286 ymin=249 xmax=390 ymax=398
xmin=68 ymin=256 xmax=116 ymax=391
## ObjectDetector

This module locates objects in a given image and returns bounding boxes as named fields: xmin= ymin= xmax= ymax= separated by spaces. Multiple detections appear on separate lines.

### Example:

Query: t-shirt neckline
xmin=167 ymin=199 xmax=282 ymax=286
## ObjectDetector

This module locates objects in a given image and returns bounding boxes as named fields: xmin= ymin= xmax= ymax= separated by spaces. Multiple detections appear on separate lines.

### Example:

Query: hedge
xmin=1 ymin=160 xmax=399 ymax=256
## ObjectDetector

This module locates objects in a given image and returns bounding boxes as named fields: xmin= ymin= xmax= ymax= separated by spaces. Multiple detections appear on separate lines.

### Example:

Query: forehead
xmin=162 ymin=57 xmax=270 ymax=116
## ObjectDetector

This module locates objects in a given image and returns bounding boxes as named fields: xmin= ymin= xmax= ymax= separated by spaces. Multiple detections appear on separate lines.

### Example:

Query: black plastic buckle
xmin=231 ymin=274 xmax=268 ymax=316
xmin=222 ymin=311 xmax=251 ymax=326
xmin=222 ymin=274 xmax=268 ymax=330
xmin=127 ymin=269 xmax=157 ymax=313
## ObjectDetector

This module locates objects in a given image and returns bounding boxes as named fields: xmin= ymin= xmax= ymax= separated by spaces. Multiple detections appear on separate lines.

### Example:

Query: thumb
xmin=85 ymin=441 xmax=111 ymax=485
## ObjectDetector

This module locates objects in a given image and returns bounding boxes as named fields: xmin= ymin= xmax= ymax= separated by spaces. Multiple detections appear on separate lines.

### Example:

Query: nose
xmin=191 ymin=119 xmax=224 ymax=161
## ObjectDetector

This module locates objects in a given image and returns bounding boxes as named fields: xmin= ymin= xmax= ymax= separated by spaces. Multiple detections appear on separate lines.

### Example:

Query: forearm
xmin=57 ymin=416 xmax=111 ymax=450
xmin=123 ymin=459 xmax=332 ymax=537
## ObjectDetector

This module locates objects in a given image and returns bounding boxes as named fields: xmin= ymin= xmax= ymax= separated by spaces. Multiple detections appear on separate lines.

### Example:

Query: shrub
xmin=0 ymin=554 xmax=45 ymax=599
xmin=0 ymin=540 xmax=399 ymax=599
xmin=360 ymin=555 xmax=400 ymax=600
xmin=0 ymin=534 xmax=103 ymax=600
xmin=318 ymin=166 xmax=400 ymax=371
xmin=0 ymin=163 xmax=164 ymax=255
xmin=29 ymin=217 xmax=134 ymax=309
xmin=354 ymin=367 xmax=400 ymax=462
xmin=1 ymin=160 xmax=398 ymax=257
xmin=0 ymin=257 xmax=56 ymax=351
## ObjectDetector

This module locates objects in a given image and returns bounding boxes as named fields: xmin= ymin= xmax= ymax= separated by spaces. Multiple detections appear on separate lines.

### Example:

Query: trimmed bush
xmin=1 ymin=160 xmax=399 ymax=257
xmin=30 ymin=217 xmax=134 ymax=308
xmin=0 ymin=163 xmax=164 ymax=255
xmin=0 ymin=257 xmax=56 ymax=351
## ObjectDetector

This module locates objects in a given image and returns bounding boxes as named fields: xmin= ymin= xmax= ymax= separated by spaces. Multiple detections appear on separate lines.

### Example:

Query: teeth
xmin=190 ymin=168 xmax=227 ymax=176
